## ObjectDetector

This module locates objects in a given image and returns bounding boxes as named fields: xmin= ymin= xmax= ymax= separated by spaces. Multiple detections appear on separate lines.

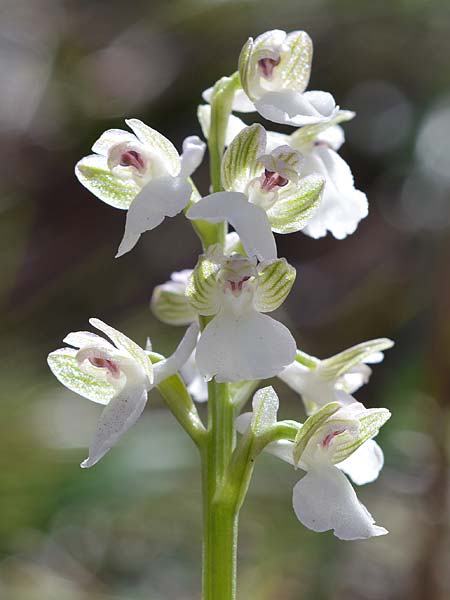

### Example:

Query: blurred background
xmin=1 ymin=0 xmax=450 ymax=598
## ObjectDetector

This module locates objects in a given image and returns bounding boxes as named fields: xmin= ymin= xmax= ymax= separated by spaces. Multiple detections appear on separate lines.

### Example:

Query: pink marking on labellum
xmin=258 ymin=57 xmax=280 ymax=79
xmin=261 ymin=169 xmax=289 ymax=191
xmin=321 ymin=429 xmax=345 ymax=449
xmin=88 ymin=356 xmax=122 ymax=379
xmin=120 ymin=150 xmax=146 ymax=171
xmin=227 ymin=276 xmax=251 ymax=294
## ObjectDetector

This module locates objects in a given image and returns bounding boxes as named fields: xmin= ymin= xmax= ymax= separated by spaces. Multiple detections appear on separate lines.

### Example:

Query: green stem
xmin=202 ymin=380 xmax=237 ymax=600
xmin=197 ymin=72 xmax=246 ymax=599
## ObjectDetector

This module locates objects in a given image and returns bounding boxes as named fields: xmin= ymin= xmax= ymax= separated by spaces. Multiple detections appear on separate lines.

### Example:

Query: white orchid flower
xmin=48 ymin=319 xmax=198 ymax=467
xmin=236 ymin=387 xmax=390 ymax=540
xmin=186 ymin=245 xmax=296 ymax=382
xmin=238 ymin=30 xmax=339 ymax=127
xmin=279 ymin=338 xmax=394 ymax=414
xmin=202 ymin=30 xmax=339 ymax=128
xmin=197 ymin=105 xmax=366 ymax=240
xmin=75 ymin=119 xmax=206 ymax=257
xmin=187 ymin=124 xmax=324 ymax=261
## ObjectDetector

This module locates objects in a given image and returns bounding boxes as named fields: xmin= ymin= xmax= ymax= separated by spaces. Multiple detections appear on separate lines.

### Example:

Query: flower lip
xmin=107 ymin=141 xmax=149 ymax=175
xmin=260 ymin=169 xmax=289 ymax=191
xmin=321 ymin=428 xmax=346 ymax=449
xmin=119 ymin=149 xmax=147 ymax=171
xmin=258 ymin=56 xmax=280 ymax=79
xmin=226 ymin=275 xmax=252 ymax=295
xmin=76 ymin=347 xmax=122 ymax=380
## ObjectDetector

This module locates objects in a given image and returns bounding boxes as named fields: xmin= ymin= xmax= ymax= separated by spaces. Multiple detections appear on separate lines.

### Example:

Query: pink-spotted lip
xmin=258 ymin=56 xmax=280 ymax=79
xmin=225 ymin=275 xmax=251 ymax=295
xmin=260 ymin=169 xmax=289 ymax=192
xmin=77 ymin=349 xmax=122 ymax=379
xmin=320 ymin=429 xmax=345 ymax=449
xmin=119 ymin=149 xmax=147 ymax=172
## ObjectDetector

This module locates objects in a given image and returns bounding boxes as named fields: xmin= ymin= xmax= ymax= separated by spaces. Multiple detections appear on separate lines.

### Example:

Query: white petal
xmin=181 ymin=352 xmax=208 ymax=403
xmin=92 ymin=128 xmax=137 ymax=156
xmin=292 ymin=465 xmax=387 ymax=540
xmin=235 ymin=411 xmax=252 ymax=434
xmin=301 ymin=148 xmax=368 ymax=239
xmin=255 ymin=90 xmax=337 ymax=127
xmin=232 ymin=89 xmax=256 ymax=113
xmin=81 ymin=384 xmax=148 ymax=468
xmin=116 ymin=176 xmax=192 ymax=257
xmin=338 ymin=440 xmax=384 ymax=486
xmin=180 ymin=136 xmax=206 ymax=177
xmin=63 ymin=331 xmax=114 ymax=351
xmin=187 ymin=192 xmax=277 ymax=260
xmin=339 ymin=364 xmax=372 ymax=394
xmin=365 ymin=351 xmax=385 ymax=364
xmin=266 ymin=439 xmax=296 ymax=465
xmin=125 ymin=119 xmax=180 ymax=177
xmin=153 ymin=323 xmax=199 ymax=383
xmin=316 ymin=125 xmax=345 ymax=151
xmin=195 ymin=309 xmax=296 ymax=383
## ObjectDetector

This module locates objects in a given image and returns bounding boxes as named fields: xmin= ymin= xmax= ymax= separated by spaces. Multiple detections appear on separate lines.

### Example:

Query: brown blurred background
xmin=1 ymin=0 xmax=450 ymax=598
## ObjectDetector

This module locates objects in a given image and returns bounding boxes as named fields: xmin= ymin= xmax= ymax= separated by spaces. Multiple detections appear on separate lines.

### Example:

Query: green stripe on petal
xmin=320 ymin=338 xmax=394 ymax=381
xmin=278 ymin=31 xmax=313 ymax=93
xmin=293 ymin=402 xmax=341 ymax=466
xmin=289 ymin=110 xmax=355 ymax=147
xmin=251 ymin=386 xmax=279 ymax=435
xmin=75 ymin=154 xmax=140 ymax=209
xmin=332 ymin=408 xmax=391 ymax=464
xmin=238 ymin=37 xmax=254 ymax=99
xmin=221 ymin=124 xmax=266 ymax=192
xmin=47 ymin=348 xmax=116 ymax=405
xmin=151 ymin=286 xmax=197 ymax=326
xmin=267 ymin=174 xmax=324 ymax=234
xmin=186 ymin=247 xmax=222 ymax=316
xmin=125 ymin=119 xmax=180 ymax=177
xmin=254 ymin=258 xmax=296 ymax=313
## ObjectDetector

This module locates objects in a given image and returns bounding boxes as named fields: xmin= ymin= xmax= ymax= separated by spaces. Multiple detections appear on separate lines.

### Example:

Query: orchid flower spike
xmin=238 ymin=30 xmax=339 ymax=127
xmin=279 ymin=338 xmax=394 ymax=414
xmin=187 ymin=124 xmax=324 ymax=260
xmin=186 ymin=245 xmax=297 ymax=382
xmin=47 ymin=319 xmax=198 ymax=467
xmin=75 ymin=119 xmax=205 ymax=257
xmin=236 ymin=387 xmax=390 ymax=540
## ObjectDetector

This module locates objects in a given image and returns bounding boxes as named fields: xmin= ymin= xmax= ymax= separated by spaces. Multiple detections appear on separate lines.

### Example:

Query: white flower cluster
xmin=48 ymin=30 xmax=392 ymax=541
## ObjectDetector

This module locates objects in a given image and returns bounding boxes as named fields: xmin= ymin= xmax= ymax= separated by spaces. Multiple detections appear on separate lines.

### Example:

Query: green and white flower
xmin=186 ymin=245 xmax=296 ymax=382
xmin=279 ymin=337 xmax=394 ymax=414
xmin=236 ymin=387 xmax=390 ymax=540
xmin=238 ymin=30 xmax=339 ymax=127
xmin=199 ymin=109 xmax=368 ymax=240
xmin=75 ymin=119 xmax=205 ymax=257
xmin=187 ymin=124 xmax=324 ymax=260
xmin=48 ymin=319 xmax=198 ymax=467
